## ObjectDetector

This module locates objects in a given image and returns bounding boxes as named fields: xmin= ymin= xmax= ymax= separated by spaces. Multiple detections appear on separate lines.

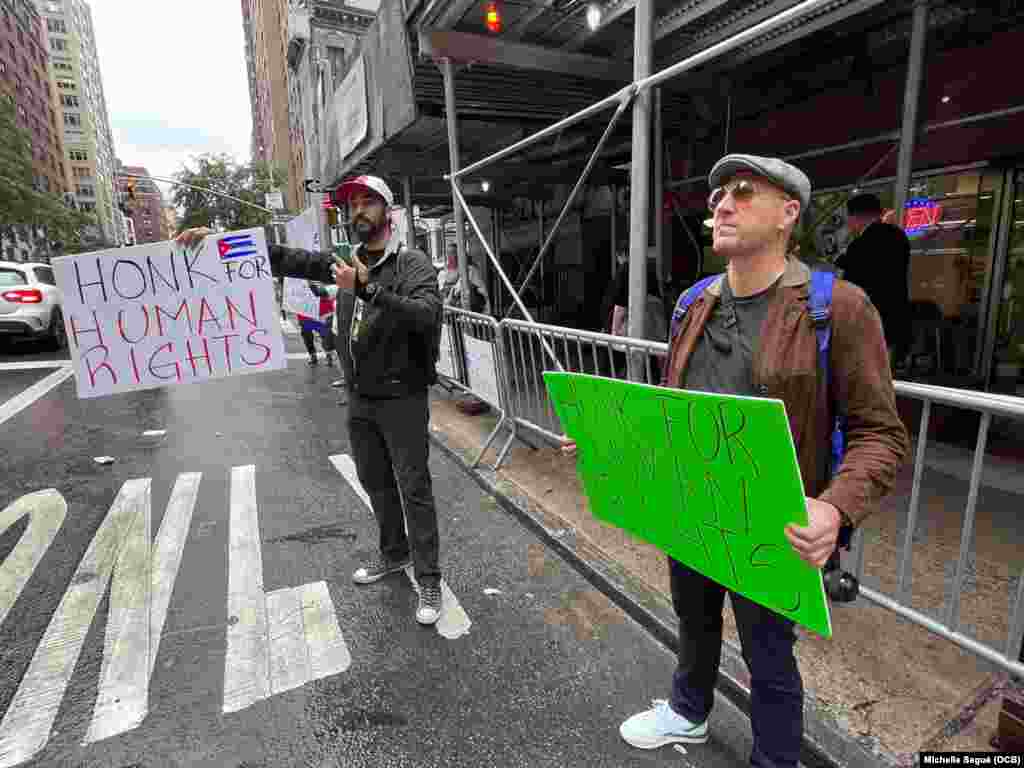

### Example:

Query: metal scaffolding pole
xmin=894 ymin=0 xmax=929 ymax=216
xmin=451 ymin=183 xmax=565 ymax=372
xmin=449 ymin=86 xmax=633 ymax=181
xmin=446 ymin=0 xmax=838 ymax=187
xmin=403 ymin=176 xmax=415 ymax=249
xmin=626 ymin=0 xmax=653 ymax=378
xmin=506 ymin=93 xmax=633 ymax=320
xmin=654 ymin=87 xmax=664 ymax=284
xmin=441 ymin=58 xmax=470 ymax=310
xmin=610 ymin=184 xmax=617 ymax=277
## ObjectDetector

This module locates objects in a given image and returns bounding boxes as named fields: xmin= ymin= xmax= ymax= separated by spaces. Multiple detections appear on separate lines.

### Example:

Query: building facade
xmin=162 ymin=203 xmax=177 ymax=241
xmin=1 ymin=0 xmax=66 ymax=261
xmin=241 ymin=0 xmax=259 ymax=161
xmin=115 ymin=165 xmax=168 ymax=245
xmin=285 ymin=0 xmax=372 ymax=212
xmin=35 ymin=0 xmax=119 ymax=247
xmin=243 ymin=0 xmax=298 ymax=211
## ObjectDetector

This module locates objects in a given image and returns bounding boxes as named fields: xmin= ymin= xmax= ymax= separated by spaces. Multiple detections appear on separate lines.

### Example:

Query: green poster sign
xmin=543 ymin=372 xmax=832 ymax=638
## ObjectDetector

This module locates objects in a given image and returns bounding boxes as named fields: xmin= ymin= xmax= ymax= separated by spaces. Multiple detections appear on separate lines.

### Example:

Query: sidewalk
xmin=427 ymin=387 xmax=1024 ymax=768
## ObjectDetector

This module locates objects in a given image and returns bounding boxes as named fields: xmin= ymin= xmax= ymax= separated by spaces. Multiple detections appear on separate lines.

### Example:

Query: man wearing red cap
xmin=176 ymin=175 xmax=446 ymax=626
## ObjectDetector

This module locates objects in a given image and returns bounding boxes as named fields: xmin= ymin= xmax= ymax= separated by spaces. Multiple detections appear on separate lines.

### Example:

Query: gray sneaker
xmin=352 ymin=555 xmax=411 ymax=585
xmin=416 ymin=581 xmax=443 ymax=625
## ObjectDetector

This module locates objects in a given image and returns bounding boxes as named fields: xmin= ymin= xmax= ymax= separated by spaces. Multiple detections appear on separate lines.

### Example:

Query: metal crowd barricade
xmin=435 ymin=306 xmax=517 ymax=471
xmin=436 ymin=306 xmax=467 ymax=390
xmin=498 ymin=318 xmax=669 ymax=445
xmin=489 ymin=318 xmax=1024 ymax=678
xmin=846 ymin=381 xmax=1024 ymax=679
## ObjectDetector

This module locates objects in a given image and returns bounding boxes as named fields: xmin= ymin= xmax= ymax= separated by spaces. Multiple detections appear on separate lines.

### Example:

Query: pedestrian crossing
xmin=0 ymin=456 xmax=470 ymax=768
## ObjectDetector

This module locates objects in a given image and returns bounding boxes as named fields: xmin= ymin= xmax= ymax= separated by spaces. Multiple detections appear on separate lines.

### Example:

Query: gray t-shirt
xmin=682 ymin=276 xmax=780 ymax=397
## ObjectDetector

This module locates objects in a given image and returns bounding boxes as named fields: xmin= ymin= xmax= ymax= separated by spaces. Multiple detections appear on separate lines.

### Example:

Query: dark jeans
xmin=346 ymin=391 xmax=440 ymax=585
xmin=669 ymin=558 xmax=803 ymax=768
xmin=301 ymin=325 xmax=335 ymax=357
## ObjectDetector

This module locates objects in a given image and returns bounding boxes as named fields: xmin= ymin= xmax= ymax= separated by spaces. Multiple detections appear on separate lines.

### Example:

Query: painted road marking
xmin=224 ymin=465 xmax=271 ymax=713
xmin=86 ymin=473 xmax=200 ymax=745
xmin=0 ymin=366 xmax=73 ymax=429
xmin=329 ymin=454 xmax=472 ymax=640
xmin=0 ymin=478 xmax=149 ymax=767
xmin=0 ymin=468 xmax=349 ymax=766
xmin=223 ymin=465 xmax=351 ymax=714
xmin=0 ymin=491 xmax=67 ymax=632
xmin=0 ymin=361 xmax=70 ymax=371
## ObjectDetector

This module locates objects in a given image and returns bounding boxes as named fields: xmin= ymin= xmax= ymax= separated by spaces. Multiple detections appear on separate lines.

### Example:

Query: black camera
xmin=822 ymin=525 xmax=860 ymax=603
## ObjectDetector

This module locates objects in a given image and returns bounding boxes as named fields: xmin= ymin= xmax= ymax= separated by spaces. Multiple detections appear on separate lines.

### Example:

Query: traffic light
xmin=484 ymin=0 xmax=502 ymax=33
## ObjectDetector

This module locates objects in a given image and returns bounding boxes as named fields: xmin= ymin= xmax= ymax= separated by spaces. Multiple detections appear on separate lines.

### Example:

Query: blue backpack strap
xmin=809 ymin=270 xmax=846 ymax=474
xmin=669 ymin=274 xmax=720 ymax=342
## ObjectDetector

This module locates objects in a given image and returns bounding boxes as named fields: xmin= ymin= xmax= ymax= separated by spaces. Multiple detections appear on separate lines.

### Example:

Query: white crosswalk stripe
xmin=0 ymin=466 xmax=350 ymax=767
xmin=329 ymin=454 xmax=472 ymax=640
xmin=222 ymin=465 xmax=350 ymax=714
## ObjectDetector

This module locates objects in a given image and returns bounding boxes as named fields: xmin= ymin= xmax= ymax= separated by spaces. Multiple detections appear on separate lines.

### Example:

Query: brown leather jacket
xmin=663 ymin=259 xmax=909 ymax=528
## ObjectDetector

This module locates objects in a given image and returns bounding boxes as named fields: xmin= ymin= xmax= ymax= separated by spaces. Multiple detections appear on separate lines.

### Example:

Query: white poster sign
xmin=437 ymin=324 xmax=456 ymax=380
xmin=265 ymin=190 xmax=284 ymax=210
xmin=463 ymin=335 xmax=501 ymax=408
xmin=282 ymin=278 xmax=320 ymax=318
xmin=285 ymin=206 xmax=319 ymax=252
xmin=52 ymin=228 xmax=287 ymax=399
xmin=336 ymin=56 xmax=368 ymax=161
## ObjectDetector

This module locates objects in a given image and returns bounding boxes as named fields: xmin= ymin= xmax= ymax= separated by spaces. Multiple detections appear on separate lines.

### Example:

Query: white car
xmin=0 ymin=261 xmax=67 ymax=350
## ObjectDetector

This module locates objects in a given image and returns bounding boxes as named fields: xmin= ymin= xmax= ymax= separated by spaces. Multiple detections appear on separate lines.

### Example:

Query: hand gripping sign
xmin=544 ymin=372 xmax=832 ymax=637
xmin=52 ymin=228 xmax=287 ymax=399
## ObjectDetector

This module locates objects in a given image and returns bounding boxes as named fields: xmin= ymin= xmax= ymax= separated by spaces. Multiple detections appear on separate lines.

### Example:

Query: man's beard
xmin=353 ymin=216 xmax=386 ymax=244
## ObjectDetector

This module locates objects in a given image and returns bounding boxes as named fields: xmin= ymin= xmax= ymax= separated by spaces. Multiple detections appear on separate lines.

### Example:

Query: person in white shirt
xmin=439 ymin=244 xmax=491 ymax=315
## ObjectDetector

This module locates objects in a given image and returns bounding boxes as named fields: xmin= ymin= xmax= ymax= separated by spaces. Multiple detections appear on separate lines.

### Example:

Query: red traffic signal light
xmin=484 ymin=0 xmax=501 ymax=33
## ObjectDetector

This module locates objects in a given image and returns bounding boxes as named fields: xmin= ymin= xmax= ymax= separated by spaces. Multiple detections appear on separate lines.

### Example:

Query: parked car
xmin=0 ymin=261 xmax=67 ymax=350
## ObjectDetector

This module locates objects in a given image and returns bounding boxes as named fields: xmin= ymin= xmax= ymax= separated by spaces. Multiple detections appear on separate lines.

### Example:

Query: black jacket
xmin=268 ymin=240 xmax=442 ymax=398
xmin=836 ymin=221 xmax=911 ymax=349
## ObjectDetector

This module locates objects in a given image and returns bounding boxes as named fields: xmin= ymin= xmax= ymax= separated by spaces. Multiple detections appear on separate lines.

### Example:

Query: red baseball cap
xmin=334 ymin=175 xmax=394 ymax=207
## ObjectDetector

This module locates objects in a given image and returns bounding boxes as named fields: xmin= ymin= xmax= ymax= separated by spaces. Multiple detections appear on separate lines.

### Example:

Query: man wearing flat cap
xmin=616 ymin=155 xmax=909 ymax=767
xmin=176 ymin=175 xmax=447 ymax=627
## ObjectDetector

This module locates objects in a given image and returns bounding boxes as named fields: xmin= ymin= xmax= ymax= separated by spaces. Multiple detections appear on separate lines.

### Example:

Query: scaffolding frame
xmin=436 ymin=0 xmax=908 ymax=370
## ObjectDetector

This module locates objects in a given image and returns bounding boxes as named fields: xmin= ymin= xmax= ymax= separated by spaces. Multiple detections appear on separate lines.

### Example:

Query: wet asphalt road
xmin=0 ymin=330 xmax=750 ymax=768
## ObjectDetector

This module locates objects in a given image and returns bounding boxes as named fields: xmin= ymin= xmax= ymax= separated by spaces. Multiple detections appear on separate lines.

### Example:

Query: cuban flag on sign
xmin=217 ymin=234 xmax=257 ymax=261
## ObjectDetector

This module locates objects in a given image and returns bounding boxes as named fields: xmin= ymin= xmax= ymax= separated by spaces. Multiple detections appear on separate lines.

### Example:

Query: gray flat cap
xmin=708 ymin=154 xmax=811 ymax=212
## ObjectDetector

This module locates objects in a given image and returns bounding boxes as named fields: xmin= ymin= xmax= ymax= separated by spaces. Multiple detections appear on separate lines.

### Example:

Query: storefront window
xmin=902 ymin=170 xmax=1001 ymax=385
xmin=990 ymin=169 xmax=1024 ymax=396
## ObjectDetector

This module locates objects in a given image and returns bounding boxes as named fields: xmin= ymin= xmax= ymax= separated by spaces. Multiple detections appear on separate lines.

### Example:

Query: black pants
xmin=669 ymin=559 xmax=803 ymax=768
xmin=301 ymin=324 xmax=335 ymax=357
xmin=346 ymin=391 xmax=440 ymax=585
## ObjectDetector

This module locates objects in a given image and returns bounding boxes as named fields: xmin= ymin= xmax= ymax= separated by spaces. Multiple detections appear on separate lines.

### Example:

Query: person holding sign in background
xmin=566 ymin=155 xmax=908 ymax=766
xmin=177 ymin=175 xmax=446 ymax=626
xmin=297 ymin=281 xmax=336 ymax=367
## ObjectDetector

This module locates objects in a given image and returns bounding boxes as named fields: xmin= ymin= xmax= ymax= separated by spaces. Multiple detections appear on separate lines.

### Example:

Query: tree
xmin=0 ymin=99 xmax=94 ymax=257
xmin=172 ymin=153 xmax=286 ymax=235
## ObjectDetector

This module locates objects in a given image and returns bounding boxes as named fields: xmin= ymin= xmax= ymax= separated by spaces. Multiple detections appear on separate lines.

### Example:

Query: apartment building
xmin=36 ymin=0 xmax=120 ymax=246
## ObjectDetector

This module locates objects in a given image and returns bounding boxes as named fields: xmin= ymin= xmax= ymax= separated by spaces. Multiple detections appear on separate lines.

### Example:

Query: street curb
xmin=429 ymin=425 xmax=907 ymax=768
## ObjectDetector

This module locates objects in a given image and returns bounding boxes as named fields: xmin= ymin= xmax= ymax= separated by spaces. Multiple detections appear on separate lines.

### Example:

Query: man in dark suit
xmin=837 ymin=193 xmax=911 ymax=365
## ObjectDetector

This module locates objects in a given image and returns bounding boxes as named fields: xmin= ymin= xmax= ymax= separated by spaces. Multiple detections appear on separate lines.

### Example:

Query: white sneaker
xmin=619 ymin=699 xmax=708 ymax=749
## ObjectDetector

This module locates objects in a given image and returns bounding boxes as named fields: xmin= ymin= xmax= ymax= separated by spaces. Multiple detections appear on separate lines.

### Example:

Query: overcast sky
xmin=87 ymin=0 xmax=252 ymax=197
